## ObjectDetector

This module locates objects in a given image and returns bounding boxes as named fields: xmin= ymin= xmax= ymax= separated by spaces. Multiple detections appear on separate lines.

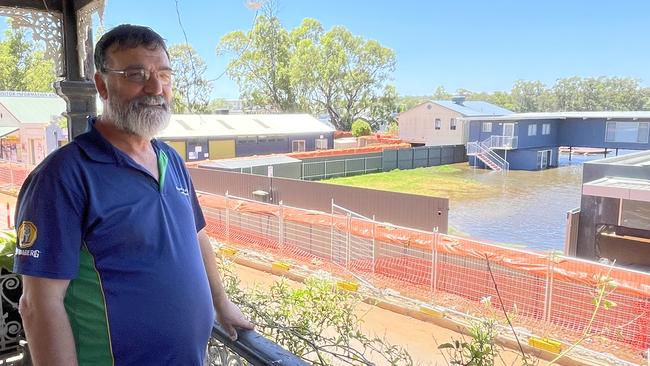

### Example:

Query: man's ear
xmin=94 ymin=72 xmax=109 ymax=100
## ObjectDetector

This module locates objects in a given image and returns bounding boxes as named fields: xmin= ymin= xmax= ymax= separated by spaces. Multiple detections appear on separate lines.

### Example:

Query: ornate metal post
xmin=54 ymin=0 xmax=98 ymax=140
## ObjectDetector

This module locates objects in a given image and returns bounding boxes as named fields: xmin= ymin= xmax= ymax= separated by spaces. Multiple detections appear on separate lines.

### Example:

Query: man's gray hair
xmin=94 ymin=24 xmax=169 ymax=72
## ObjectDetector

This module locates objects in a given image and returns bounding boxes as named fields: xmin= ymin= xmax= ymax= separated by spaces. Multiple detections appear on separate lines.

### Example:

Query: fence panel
xmin=440 ymin=146 xmax=455 ymax=165
xmin=382 ymin=149 xmax=398 ymax=171
xmin=397 ymin=148 xmax=413 ymax=170
xmin=412 ymin=147 xmax=429 ymax=168
xmin=427 ymin=147 xmax=442 ymax=166
xmin=197 ymin=192 xmax=650 ymax=356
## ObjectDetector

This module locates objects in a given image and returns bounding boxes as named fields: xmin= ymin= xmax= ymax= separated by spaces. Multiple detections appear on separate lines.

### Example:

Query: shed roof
xmin=432 ymin=100 xmax=513 ymax=116
xmin=583 ymin=177 xmax=650 ymax=203
xmin=460 ymin=111 xmax=650 ymax=121
xmin=198 ymin=155 xmax=301 ymax=170
xmin=0 ymin=91 xmax=66 ymax=124
xmin=157 ymin=114 xmax=336 ymax=139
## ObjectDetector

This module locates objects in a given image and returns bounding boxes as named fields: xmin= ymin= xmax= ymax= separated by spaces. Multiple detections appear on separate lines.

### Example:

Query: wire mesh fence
xmin=199 ymin=191 xmax=650 ymax=356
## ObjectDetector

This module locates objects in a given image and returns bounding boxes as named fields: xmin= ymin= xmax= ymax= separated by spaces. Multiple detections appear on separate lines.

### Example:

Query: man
xmin=14 ymin=24 xmax=253 ymax=365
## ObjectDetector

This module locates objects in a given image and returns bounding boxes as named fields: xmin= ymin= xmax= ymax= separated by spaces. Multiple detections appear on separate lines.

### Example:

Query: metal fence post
xmin=279 ymin=200 xmax=284 ymax=254
xmin=432 ymin=229 xmax=439 ymax=294
xmin=346 ymin=212 xmax=352 ymax=270
xmin=225 ymin=191 xmax=230 ymax=245
xmin=330 ymin=199 xmax=334 ymax=262
xmin=543 ymin=251 xmax=556 ymax=323
xmin=371 ymin=215 xmax=376 ymax=274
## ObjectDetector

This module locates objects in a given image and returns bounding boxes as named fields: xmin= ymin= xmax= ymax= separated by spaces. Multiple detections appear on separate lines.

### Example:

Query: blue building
xmin=463 ymin=112 xmax=650 ymax=171
xmin=156 ymin=114 xmax=335 ymax=162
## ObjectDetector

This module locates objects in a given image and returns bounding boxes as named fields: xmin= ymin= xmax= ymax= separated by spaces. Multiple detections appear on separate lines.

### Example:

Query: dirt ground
xmin=231 ymin=262 xmax=546 ymax=366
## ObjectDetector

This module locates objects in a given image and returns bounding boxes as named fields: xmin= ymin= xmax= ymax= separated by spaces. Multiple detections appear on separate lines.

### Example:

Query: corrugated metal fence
xmin=188 ymin=167 xmax=449 ymax=233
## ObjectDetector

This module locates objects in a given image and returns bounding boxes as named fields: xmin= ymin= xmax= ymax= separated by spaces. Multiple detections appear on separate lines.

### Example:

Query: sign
xmin=267 ymin=165 xmax=273 ymax=177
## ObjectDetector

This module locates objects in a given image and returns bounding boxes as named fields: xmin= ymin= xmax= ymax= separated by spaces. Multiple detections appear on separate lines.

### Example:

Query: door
xmin=537 ymin=150 xmax=549 ymax=170
xmin=503 ymin=123 xmax=515 ymax=148
xmin=209 ymin=139 xmax=236 ymax=159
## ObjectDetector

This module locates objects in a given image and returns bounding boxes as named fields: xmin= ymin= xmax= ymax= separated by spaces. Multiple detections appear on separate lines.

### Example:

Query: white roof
xmin=460 ymin=111 xmax=650 ymax=121
xmin=157 ymin=114 xmax=335 ymax=139
xmin=583 ymin=177 xmax=650 ymax=203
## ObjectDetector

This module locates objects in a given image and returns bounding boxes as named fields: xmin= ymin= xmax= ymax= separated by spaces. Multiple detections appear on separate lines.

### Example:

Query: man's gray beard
xmin=103 ymin=95 xmax=171 ymax=139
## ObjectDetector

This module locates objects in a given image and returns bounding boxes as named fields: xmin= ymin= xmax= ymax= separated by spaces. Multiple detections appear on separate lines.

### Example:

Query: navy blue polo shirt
xmin=14 ymin=118 xmax=215 ymax=365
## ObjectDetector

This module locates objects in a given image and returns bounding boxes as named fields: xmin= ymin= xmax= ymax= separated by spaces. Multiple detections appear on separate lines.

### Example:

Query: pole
xmin=371 ymin=215 xmax=376 ymax=274
xmin=6 ymin=203 xmax=10 ymax=229
xmin=279 ymin=201 xmax=284 ymax=254
xmin=330 ymin=199 xmax=335 ymax=262
xmin=346 ymin=213 xmax=352 ymax=270
xmin=225 ymin=191 xmax=230 ymax=245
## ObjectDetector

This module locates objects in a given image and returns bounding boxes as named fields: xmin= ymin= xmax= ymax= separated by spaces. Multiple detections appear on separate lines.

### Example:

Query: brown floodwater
xmin=448 ymin=151 xmax=624 ymax=252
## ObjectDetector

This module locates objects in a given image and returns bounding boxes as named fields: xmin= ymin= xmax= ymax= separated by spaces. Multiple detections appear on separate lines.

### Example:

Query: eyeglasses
xmin=102 ymin=68 xmax=173 ymax=86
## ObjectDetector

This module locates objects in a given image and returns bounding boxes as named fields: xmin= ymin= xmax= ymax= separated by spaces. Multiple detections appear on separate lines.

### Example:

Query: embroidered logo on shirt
xmin=15 ymin=248 xmax=40 ymax=258
xmin=176 ymin=186 xmax=190 ymax=196
xmin=17 ymin=221 xmax=37 ymax=249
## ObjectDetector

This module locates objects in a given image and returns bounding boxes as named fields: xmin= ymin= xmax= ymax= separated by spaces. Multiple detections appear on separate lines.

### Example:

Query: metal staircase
xmin=466 ymin=136 xmax=512 ymax=172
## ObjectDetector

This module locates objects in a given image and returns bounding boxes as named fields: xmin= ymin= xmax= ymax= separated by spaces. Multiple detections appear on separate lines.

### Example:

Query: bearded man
xmin=13 ymin=24 xmax=253 ymax=366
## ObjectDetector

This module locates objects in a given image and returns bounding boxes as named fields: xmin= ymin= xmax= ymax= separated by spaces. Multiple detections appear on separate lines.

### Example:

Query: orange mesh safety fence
xmin=286 ymin=143 xmax=411 ymax=159
xmin=199 ymin=193 xmax=650 ymax=351
xmin=0 ymin=161 xmax=33 ymax=188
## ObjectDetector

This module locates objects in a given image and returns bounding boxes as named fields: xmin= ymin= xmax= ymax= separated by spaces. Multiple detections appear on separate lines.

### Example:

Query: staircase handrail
xmin=479 ymin=140 xmax=509 ymax=171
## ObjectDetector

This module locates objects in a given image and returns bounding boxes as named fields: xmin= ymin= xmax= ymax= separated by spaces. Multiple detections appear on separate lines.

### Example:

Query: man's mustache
xmin=132 ymin=96 xmax=170 ymax=111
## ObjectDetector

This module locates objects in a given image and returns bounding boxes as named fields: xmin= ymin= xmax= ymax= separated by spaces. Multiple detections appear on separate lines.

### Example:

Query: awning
xmin=0 ymin=127 xmax=18 ymax=137
xmin=583 ymin=177 xmax=650 ymax=203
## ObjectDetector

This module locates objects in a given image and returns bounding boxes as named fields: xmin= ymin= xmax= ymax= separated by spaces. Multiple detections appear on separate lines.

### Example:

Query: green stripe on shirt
xmin=64 ymin=245 xmax=114 ymax=366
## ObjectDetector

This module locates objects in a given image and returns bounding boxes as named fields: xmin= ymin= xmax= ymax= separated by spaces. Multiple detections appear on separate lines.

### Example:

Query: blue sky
xmin=5 ymin=0 xmax=650 ymax=99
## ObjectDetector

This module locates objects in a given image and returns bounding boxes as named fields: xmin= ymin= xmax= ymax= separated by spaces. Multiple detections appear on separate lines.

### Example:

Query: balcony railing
xmin=486 ymin=135 xmax=518 ymax=149
xmin=207 ymin=321 xmax=308 ymax=365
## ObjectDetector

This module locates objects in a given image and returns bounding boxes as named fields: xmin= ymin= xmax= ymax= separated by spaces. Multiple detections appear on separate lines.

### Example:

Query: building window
xmin=605 ymin=121 xmax=650 ymax=143
xmin=292 ymin=140 xmax=306 ymax=152
xmin=528 ymin=124 xmax=537 ymax=136
xmin=435 ymin=118 xmax=441 ymax=130
xmin=315 ymin=138 xmax=328 ymax=150
xmin=542 ymin=123 xmax=551 ymax=135
xmin=482 ymin=122 xmax=492 ymax=133
xmin=450 ymin=118 xmax=457 ymax=130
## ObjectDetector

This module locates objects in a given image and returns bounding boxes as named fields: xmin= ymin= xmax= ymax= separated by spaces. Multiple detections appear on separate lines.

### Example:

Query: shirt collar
xmin=73 ymin=117 xmax=117 ymax=163
xmin=74 ymin=117 xmax=164 ymax=164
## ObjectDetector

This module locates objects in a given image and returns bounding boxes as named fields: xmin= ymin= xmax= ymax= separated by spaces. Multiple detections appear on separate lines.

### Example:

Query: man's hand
xmin=197 ymin=229 xmax=254 ymax=341
xmin=215 ymin=298 xmax=255 ymax=341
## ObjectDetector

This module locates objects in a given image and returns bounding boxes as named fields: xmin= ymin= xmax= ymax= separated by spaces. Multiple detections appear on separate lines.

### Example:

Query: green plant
xmin=220 ymin=264 xmax=412 ymax=365
xmin=546 ymin=264 xmax=618 ymax=365
xmin=351 ymin=119 xmax=372 ymax=137
xmin=0 ymin=230 xmax=16 ymax=271
xmin=438 ymin=319 xmax=499 ymax=366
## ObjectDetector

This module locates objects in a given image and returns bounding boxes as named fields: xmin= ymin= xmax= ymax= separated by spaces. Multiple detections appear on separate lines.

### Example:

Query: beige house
xmin=0 ymin=91 xmax=67 ymax=164
xmin=398 ymin=96 xmax=512 ymax=146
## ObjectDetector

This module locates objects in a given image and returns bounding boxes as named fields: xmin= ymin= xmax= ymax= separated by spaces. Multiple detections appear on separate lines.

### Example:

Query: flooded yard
xmin=326 ymin=151 xmax=629 ymax=252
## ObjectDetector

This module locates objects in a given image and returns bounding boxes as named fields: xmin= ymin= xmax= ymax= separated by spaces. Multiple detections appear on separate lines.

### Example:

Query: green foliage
xmin=0 ymin=230 xmax=17 ymax=271
xmin=438 ymin=319 xmax=498 ymax=366
xmin=217 ymin=15 xmax=396 ymax=130
xmin=351 ymin=119 xmax=371 ymax=137
xmin=387 ymin=121 xmax=399 ymax=135
xmin=0 ymin=22 xmax=56 ymax=92
xmin=169 ymin=44 xmax=213 ymax=113
xmin=221 ymin=266 xmax=412 ymax=365
xmin=420 ymin=76 xmax=650 ymax=113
